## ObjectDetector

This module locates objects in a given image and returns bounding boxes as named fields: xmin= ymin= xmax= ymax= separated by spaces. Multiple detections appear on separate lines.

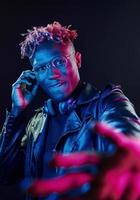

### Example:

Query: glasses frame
xmin=32 ymin=52 xmax=75 ymax=74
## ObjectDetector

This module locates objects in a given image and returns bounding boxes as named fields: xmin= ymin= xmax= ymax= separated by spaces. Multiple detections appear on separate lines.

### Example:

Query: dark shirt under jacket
xmin=42 ymin=112 xmax=68 ymax=179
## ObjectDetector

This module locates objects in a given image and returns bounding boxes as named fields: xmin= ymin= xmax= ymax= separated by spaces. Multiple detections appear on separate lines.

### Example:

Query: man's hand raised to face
xmin=27 ymin=122 xmax=140 ymax=200
xmin=11 ymin=70 xmax=38 ymax=117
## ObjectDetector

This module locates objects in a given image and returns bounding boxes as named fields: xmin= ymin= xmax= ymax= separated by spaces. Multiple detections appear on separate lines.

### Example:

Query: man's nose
xmin=47 ymin=66 xmax=61 ymax=79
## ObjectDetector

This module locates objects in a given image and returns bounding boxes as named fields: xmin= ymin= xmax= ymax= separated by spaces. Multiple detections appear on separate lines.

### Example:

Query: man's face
xmin=31 ymin=41 xmax=81 ymax=102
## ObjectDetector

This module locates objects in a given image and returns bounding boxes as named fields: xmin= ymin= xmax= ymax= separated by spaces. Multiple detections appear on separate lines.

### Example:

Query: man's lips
xmin=48 ymin=81 xmax=65 ymax=88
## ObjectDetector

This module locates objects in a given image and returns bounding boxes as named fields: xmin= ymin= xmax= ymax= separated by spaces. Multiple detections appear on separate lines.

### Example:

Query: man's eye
xmin=36 ymin=65 xmax=47 ymax=72
xmin=53 ymin=58 xmax=66 ymax=67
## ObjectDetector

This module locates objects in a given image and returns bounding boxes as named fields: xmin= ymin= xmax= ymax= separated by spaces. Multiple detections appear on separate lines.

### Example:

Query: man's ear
xmin=75 ymin=52 xmax=81 ymax=68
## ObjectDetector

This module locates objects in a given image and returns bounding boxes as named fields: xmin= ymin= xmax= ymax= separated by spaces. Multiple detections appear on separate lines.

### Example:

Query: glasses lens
xmin=53 ymin=57 xmax=67 ymax=68
xmin=35 ymin=65 xmax=47 ymax=73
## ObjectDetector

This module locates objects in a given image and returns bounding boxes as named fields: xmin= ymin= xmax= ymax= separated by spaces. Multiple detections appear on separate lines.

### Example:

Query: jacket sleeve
xmin=97 ymin=84 xmax=140 ymax=153
xmin=0 ymin=110 xmax=27 ymax=184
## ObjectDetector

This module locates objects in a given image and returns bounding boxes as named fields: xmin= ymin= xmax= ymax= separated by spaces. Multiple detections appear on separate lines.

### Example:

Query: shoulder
xmin=97 ymin=83 xmax=139 ymax=118
xmin=21 ymin=107 xmax=47 ymax=144
xmin=100 ymin=83 xmax=123 ymax=97
xmin=98 ymin=83 xmax=130 ymax=104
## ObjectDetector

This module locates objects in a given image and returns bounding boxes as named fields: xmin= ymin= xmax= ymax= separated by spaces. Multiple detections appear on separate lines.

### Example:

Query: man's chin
xmin=49 ymin=91 xmax=71 ymax=102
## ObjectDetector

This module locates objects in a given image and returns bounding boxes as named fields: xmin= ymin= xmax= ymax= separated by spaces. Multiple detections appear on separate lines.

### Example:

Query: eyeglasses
xmin=32 ymin=52 xmax=74 ymax=74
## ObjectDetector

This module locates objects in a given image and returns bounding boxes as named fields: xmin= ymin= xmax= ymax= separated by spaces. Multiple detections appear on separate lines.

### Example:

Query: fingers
xmin=20 ymin=70 xmax=36 ymax=79
xmin=12 ymin=70 xmax=36 ymax=88
xmin=123 ymin=173 xmax=140 ymax=200
xmin=11 ymin=70 xmax=38 ymax=109
xmin=103 ymin=172 xmax=130 ymax=200
xmin=50 ymin=152 xmax=101 ymax=168
xmin=12 ymin=70 xmax=38 ymax=96
xmin=28 ymin=172 xmax=94 ymax=197
xmin=31 ymin=84 xmax=39 ymax=96
xmin=94 ymin=122 xmax=129 ymax=148
xmin=18 ymin=70 xmax=36 ymax=85
xmin=90 ymin=170 xmax=131 ymax=200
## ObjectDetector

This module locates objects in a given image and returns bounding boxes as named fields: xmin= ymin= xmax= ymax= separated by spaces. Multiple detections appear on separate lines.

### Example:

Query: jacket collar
xmin=33 ymin=82 xmax=100 ymax=147
xmin=62 ymin=82 xmax=100 ymax=133
xmin=42 ymin=82 xmax=100 ymax=115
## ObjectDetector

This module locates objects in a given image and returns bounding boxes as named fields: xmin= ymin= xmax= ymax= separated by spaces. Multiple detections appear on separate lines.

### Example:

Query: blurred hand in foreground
xmin=27 ymin=122 xmax=140 ymax=200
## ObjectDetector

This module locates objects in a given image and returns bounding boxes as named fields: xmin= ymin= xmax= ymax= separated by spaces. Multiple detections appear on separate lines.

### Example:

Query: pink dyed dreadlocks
xmin=20 ymin=21 xmax=78 ymax=59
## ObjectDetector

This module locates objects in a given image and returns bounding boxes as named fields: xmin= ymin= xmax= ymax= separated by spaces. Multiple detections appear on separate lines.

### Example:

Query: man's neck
xmin=70 ymin=81 xmax=85 ymax=100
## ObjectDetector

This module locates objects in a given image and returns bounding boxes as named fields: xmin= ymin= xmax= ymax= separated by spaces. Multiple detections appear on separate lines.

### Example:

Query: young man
xmin=0 ymin=21 xmax=140 ymax=200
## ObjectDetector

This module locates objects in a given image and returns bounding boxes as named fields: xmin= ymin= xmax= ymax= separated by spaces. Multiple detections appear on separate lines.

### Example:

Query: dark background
xmin=1 ymin=0 xmax=140 ymax=127
xmin=0 ymin=0 xmax=140 ymax=198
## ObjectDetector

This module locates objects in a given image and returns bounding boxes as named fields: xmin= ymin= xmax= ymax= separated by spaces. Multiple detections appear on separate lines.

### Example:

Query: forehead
xmin=30 ymin=41 xmax=74 ymax=67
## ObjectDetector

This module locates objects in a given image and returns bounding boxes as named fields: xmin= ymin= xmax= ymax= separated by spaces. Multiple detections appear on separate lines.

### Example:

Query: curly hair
xmin=20 ymin=21 xmax=78 ymax=59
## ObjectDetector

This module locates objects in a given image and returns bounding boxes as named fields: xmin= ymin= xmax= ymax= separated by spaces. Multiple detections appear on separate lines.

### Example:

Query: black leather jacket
xmin=0 ymin=82 xmax=140 ymax=199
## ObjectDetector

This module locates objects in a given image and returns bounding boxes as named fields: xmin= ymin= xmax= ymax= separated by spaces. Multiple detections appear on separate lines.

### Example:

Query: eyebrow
xmin=32 ymin=63 xmax=46 ymax=71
